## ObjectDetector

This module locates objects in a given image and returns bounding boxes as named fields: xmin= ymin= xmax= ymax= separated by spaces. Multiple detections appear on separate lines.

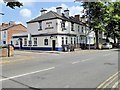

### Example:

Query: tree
xmin=3 ymin=0 xmax=23 ymax=9
xmin=76 ymin=0 xmax=120 ymax=48
xmin=103 ymin=2 xmax=120 ymax=45
xmin=81 ymin=1 xmax=105 ymax=49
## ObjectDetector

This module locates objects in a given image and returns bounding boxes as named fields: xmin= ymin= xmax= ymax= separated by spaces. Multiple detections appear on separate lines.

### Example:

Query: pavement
xmin=0 ymin=48 xmax=98 ymax=65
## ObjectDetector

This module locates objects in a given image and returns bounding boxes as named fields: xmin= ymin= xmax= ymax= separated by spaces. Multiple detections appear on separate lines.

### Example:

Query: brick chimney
xmin=75 ymin=15 xmax=81 ymax=21
xmin=9 ymin=21 xmax=16 ymax=25
xmin=2 ymin=23 xmax=9 ymax=27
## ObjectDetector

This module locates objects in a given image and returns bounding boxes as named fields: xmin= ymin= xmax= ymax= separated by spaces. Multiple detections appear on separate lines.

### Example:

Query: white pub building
xmin=13 ymin=7 xmax=95 ymax=51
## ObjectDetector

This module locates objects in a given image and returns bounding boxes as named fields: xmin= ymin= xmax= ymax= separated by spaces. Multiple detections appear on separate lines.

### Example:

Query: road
xmin=1 ymin=49 xmax=119 ymax=89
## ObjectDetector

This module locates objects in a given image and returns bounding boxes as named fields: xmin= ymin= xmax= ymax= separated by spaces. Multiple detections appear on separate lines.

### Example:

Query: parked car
xmin=102 ymin=43 xmax=113 ymax=49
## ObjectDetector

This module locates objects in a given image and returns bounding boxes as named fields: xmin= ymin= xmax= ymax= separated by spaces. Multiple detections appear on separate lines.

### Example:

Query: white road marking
xmin=0 ymin=67 xmax=55 ymax=82
xmin=97 ymin=71 xmax=119 ymax=88
xmin=72 ymin=61 xmax=80 ymax=64
xmin=112 ymin=81 xmax=119 ymax=88
xmin=104 ymin=53 xmax=112 ymax=56
xmin=72 ymin=59 xmax=91 ymax=64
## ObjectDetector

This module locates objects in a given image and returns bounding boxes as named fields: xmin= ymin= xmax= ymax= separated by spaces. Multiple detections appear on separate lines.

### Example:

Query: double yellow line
xmin=96 ymin=71 xmax=120 ymax=90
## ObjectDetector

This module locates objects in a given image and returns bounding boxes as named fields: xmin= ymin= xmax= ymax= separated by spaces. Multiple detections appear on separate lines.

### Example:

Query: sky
xmin=0 ymin=0 xmax=83 ymax=27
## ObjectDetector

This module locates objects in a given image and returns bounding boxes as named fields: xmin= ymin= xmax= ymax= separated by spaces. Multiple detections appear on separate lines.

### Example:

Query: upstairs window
xmin=4 ymin=31 xmax=6 ymax=38
xmin=78 ymin=26 xmax=80 ymax=32
xmin=71 ymin=23 xmax=74 ymax=31
xmin=81 ymin=26 xmax=84 ymax=33
xmin=61 ymin=20 xmax=66 ymax=30
xmin=38 ymin=22 xmax=42 ymax=31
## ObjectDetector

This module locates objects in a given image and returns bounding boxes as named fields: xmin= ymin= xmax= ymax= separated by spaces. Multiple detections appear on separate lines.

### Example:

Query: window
xmin=81 ymin=27 xmax=84 ymax=33
xmin=4 ymin=31 xmax=6 ymax=38
xmin=15 ymin=41 xmax=19 ymax=45
xmin=38 ymin=22 xmax=42 ymax=30
xmin=78 ymin=26 xmax=80 ymax=32
xmin=24 ymin=38 xmax=27 ymax=46
xmin=33 ymin=38 xmax=37 ymax=46
xmin=3 ymin=41 xmax=6 ymax=44
xmin=61 ymin=21 xmax=65 ymax=28
xmin=44 ymin=39 xmax=48 ymax=45
xmin=28 ymin=40 xmax=32 ymax=46
xmin=66 ymin=37 xmax=68 ymax=45
xmin=71 ymin=23 xmax=74 ymax=31
xmin=62 ymin=37 xmax=64 ymax=45
xmin=71 ymin=37 xmax=73 ymax=44
xmin=61 ymin=21 xmax=66 ymax=30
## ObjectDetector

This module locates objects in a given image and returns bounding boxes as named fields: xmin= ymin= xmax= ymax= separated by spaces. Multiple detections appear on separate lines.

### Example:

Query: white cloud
xmin=46 ymin=3 xmax=83 ymax=16
xmin=20 ymin=8 xmax=31 ymax=18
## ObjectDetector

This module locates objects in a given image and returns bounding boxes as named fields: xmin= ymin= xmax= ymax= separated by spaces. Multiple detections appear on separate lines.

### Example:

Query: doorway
xmin=52 ymin=40 xmax=56 ymax=51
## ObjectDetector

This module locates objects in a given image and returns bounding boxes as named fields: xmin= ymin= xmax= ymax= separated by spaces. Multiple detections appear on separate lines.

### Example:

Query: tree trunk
xmin=95 ymin=30 xmax=99 ymax=49
xmin=113 ymin=33 xmax=116 ymax=44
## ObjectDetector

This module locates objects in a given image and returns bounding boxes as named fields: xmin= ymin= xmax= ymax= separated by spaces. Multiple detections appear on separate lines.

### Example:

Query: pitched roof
xmin=0 ymin=24 xmax=27 ymax=31
xmin=27 ymin=11 xmax=67 ymax=23
xmin=27 ymin=11 xmax=84 ymax=25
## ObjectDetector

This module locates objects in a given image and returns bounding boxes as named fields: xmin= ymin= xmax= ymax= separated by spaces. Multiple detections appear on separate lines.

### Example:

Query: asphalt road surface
xmin=1 ymin=49 xmax=119 ymax=89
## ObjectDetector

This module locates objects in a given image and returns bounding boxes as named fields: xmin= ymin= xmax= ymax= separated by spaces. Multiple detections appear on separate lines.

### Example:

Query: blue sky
xmin=0 ymin=1 xmax=83 ymax=27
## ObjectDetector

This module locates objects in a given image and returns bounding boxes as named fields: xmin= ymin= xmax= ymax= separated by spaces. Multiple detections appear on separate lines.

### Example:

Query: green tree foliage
xmin=81 ymin=1 xmax=105 ymax=49
xmin=77 ymin=0 xmax=120 ymax=48
xmin=3 ymin=0 xmax=23 ymax=9
xmin=104 ymin=2 xmax=120 ymax=44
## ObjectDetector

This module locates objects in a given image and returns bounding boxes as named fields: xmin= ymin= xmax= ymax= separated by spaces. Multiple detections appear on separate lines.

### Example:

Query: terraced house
xmin=13 ymin=7 xmax=95 ymax=51
xmin=0 ymin=22 xmax=27 ymax=46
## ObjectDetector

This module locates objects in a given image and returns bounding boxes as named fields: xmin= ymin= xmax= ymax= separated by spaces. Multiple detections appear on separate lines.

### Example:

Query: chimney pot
xmin=40 ymin=8 xmax=47 ymax=15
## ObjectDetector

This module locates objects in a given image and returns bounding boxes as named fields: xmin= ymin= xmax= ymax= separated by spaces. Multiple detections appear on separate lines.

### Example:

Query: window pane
xmin=62 ymin=37 xmax=64 ymax=45
xmin=44 ymin=39 xmax=48 ymax=45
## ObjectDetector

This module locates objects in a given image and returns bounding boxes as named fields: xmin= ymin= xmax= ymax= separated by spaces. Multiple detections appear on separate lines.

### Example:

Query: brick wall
xmin=0 ymin=23 xmax=27 ymax=44
xmin=7 ymin=24 xmax=27 ymax=44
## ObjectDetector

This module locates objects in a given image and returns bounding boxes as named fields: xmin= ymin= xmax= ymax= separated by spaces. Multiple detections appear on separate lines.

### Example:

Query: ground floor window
xmin=62 ymin=37 xmax=64 ymax=45
xmin=24 ymin=38 xmax=27 ymax=46
xmin=15 ymin=41 xmax=19 ymax=45
xmin=44 ymin=39 xmax=48 ymax=45
xmin=3 ymin=41 xmax=6 ymax=44
xmin=33 ymin=38 xmax=37 ymax=46
xmin=28 ymin=40 xmax=32 ymax=46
